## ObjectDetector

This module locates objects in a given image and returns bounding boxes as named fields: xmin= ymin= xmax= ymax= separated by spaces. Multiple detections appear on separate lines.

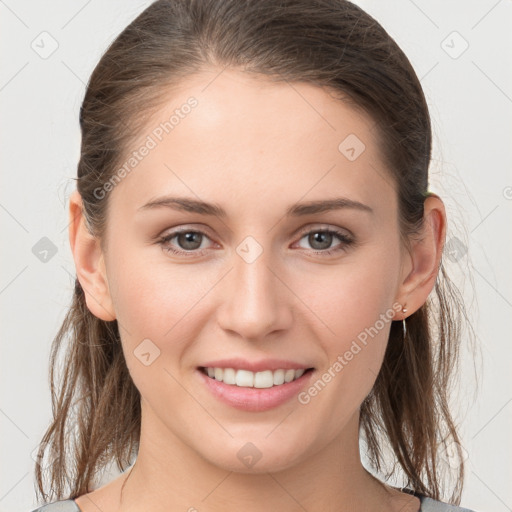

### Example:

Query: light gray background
xmin=1 ymin=1 xmax=511 ymax=511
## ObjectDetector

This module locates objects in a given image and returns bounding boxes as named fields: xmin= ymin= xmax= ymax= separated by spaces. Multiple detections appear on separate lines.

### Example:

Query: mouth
xmin=196 ymin=365 xmax=316 ymax=412
xmin=198 ymin=366 xmax=315 ymax=389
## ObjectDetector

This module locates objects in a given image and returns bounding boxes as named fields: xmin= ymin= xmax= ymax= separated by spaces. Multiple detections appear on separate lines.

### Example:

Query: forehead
xmin=108 ymin=68 xmax=395 ymax=220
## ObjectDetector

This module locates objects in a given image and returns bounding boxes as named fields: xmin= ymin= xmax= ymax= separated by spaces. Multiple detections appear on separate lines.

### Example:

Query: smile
xmin=200 ymin=366 xmax=314 ymax=388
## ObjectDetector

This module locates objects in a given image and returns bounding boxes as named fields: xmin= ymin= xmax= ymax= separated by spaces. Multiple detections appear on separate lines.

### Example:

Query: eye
xmin=156 ymin=226 xmax=355 ymax=258
xmin=157 ymin=228 xmax=214 ymax=257
xmin=294 ymin=227 xmax=354 ymax=256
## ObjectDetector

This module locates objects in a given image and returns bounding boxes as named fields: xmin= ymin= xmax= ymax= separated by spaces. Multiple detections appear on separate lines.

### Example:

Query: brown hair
xmin=35 ymin=0 xmax=476 ymax=504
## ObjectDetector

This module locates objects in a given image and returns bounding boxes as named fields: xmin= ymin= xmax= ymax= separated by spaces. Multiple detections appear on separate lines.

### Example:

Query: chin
xmin=201 ymin=440 xmax=306 ymax=474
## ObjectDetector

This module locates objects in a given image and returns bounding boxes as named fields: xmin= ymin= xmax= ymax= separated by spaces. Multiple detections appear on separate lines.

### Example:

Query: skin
xmin=69 ymin=67 xmax=446 ymax=512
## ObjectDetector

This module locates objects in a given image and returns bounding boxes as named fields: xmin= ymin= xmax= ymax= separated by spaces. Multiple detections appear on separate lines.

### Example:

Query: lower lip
xmin=196 ymin=368 xmax=315 ymax=412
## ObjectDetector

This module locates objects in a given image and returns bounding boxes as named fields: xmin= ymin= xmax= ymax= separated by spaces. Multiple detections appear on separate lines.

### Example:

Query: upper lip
xmin=199 ymin=358 xmax=314 ymax=373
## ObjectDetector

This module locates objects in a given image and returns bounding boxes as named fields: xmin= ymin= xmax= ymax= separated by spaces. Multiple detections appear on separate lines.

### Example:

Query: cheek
xmin=295 ymin=243 xmax=400 ymax=400
xmin=107 ymin=258 xmax=209 ymax=409
xmin=108 ymin=249 xmax=211 ymax=338
xmin=297 ymin=241 xmax=400 ymax=338
xmin=106 ymin=250 xmax=231 ymax=392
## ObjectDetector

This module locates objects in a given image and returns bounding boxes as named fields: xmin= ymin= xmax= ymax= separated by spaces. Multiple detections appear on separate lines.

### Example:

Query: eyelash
xmin=156 ymin=227 xmax=354 ymax=258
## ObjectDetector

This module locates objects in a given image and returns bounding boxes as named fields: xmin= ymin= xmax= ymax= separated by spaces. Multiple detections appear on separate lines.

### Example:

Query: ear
xmin=68 ymin=190 xmax=116 ymax=321
xmin=394 ymin=193 xmax=447 ymax=319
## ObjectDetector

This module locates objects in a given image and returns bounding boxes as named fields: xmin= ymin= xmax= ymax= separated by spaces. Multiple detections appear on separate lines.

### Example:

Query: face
xmin=97 ymin=68 xmax=408 ymax=473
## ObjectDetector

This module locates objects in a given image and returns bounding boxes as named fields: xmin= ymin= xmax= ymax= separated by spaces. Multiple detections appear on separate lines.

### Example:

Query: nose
xmin=216 ymin=246 xmax=293 ymax=341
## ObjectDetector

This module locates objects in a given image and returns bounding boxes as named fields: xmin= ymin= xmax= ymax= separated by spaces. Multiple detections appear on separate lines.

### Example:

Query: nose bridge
xmin=217 ymin=239 xmax=291 ymax=339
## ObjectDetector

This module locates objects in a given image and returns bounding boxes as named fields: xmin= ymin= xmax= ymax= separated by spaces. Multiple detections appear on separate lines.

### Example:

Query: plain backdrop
xmin=1 ymin=1 xmax=511 ymax=511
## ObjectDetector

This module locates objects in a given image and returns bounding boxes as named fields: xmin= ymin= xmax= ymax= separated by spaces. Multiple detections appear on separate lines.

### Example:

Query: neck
xmin=116 ymin=403 xmax=401 ymax=512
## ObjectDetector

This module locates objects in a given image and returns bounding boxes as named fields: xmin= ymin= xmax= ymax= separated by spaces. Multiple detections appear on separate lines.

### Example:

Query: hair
xmin=35 ymin=0 xmax=476 ymax=505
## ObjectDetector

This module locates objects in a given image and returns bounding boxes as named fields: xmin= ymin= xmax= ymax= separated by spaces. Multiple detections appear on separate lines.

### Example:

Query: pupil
xmin=180 ymin=232 xmax=201 ymax=250
xmin=310 ymin=232 xmax=331 ymax=250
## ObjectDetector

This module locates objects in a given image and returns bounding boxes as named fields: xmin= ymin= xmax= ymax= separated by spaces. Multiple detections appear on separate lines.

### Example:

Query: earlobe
xmin=68 ymin=190 xmax=116 ymax=322
xmin=395 ymin=195 xmax=446 ymax=318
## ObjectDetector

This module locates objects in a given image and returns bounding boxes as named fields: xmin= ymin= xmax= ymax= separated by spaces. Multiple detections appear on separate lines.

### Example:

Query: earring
xmin=402 ymin=305 xmax=408 ymax=340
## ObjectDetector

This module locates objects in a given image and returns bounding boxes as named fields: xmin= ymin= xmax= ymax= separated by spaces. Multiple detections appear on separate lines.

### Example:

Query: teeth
xmin=203 ymin=367 xmax=307 ymax=388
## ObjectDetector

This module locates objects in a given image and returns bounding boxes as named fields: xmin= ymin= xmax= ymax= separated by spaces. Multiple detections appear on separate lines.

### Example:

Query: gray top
xmin=30 ymin=502 xmax=80 ymax=512
xmin=30 ymin=491 xmax=479 ymax=511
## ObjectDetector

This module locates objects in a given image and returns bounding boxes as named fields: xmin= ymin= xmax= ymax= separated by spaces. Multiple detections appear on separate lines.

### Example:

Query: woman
xmin=31 ymin=0 xmax=479 ymax=511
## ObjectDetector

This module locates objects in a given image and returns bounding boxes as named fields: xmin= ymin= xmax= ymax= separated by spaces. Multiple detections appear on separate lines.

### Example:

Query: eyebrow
xmin=137 ymin=195 xmax=374 ymax=217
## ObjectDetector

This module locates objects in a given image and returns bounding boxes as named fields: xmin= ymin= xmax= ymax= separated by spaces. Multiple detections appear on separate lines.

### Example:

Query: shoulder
xmin=29 ymin=499 xmax=81 ymax=512
xmin=419 ymin=495 xmax=479 ymax=512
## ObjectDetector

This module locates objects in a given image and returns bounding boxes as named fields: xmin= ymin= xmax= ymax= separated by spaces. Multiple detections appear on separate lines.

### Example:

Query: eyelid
xmin=156 ymin=224 xmax=216 ymax=241
xmin=157 ymin=223 xmax=355 ymax=260
xmin=157 ymin=223 xmax=352 ymax=243
xmin=294 ymin=223 xmax=353 ymax=239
